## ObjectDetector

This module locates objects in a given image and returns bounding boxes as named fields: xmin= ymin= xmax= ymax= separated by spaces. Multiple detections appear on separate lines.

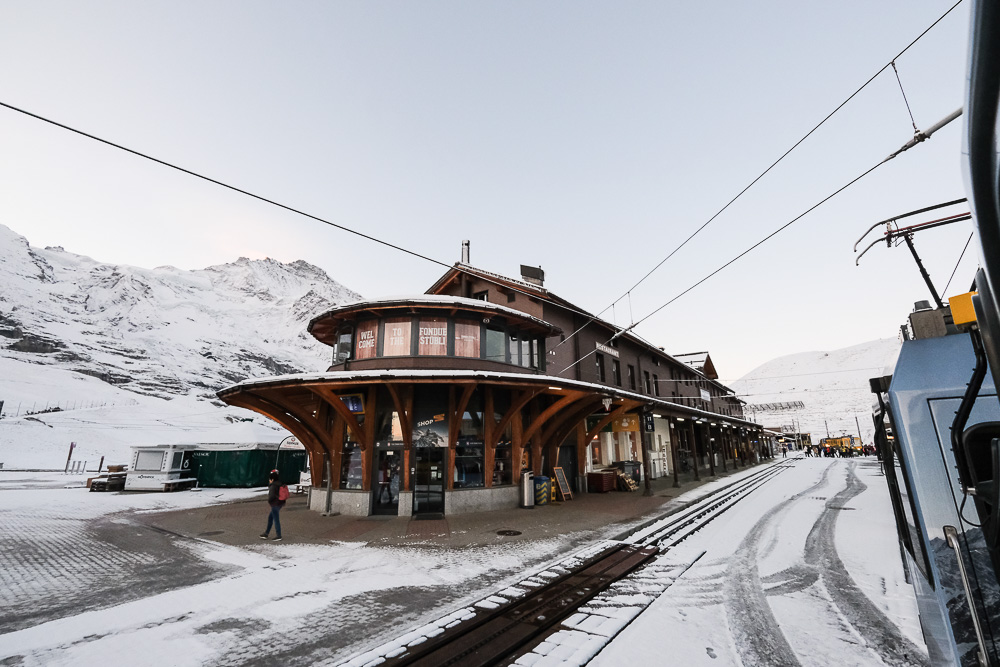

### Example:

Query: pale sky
xmin=0 ymin=1 xmax=975 ymax=381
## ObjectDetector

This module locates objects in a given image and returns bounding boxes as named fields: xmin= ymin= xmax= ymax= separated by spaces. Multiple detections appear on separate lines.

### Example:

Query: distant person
xmin=782 ymin=445 xmax=787 ymax=458
xmin=260 ymin=470 xmax=286 ymax=541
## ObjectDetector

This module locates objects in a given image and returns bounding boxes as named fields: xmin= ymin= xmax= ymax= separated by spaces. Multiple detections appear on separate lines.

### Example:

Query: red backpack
xmin=277 ymin=485 xmax=290 ymax=501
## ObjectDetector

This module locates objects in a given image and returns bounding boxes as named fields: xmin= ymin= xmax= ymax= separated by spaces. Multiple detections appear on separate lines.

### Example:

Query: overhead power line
xmin=0 ymin=99 xmax=610 ymax=325
xmin=560 ymin=105 xmax=964 ymax=376
xmin=549 ymin=0 xmax=965 ymax=356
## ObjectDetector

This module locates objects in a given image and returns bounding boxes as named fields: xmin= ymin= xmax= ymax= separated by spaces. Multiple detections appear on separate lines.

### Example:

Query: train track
xmin=341 ymin=461 xmax=794 ymax=667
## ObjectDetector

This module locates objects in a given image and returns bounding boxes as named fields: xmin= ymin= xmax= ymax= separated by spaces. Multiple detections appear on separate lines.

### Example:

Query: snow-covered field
xmin=731 ymin=338 xmax=901 ymax=446
xmin=0 ymin=458 xmax=924 ymax=667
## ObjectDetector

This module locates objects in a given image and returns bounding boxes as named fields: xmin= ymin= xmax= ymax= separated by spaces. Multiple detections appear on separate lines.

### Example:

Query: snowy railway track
xmin=338 ymin=461 xmax=794 ymax=667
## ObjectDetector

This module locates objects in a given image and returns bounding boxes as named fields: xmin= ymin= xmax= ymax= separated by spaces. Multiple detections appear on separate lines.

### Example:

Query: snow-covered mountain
xmin=729 ymin=338 xmax=902 ymax=446
xmin=0 ymin=223 xmax=360 ymax=399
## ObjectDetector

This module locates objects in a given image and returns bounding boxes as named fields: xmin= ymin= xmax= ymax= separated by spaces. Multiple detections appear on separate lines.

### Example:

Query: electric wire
xmin=548 ymin=0 xmax=965 ymax=356
xmin=559 ymin=155 xmax=891 ymax=376
xmin=943 ymin=231 xmax=975 ymax=295
xmin=891 ymin=61 xmax=920 ymax=133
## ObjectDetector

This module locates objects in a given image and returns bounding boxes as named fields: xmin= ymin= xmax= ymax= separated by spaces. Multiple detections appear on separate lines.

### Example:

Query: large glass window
xmin=509 ymin=333 xmax=520 ymax=366
xmin=612 ymin=359 xmax=622 ymax=386
xmin=340 ymin=442 xmax=363 ymax=489
xmin=382 ymin=318 xmax=412 ymax=356
xmin=454 ymin=438 xmax=485 ymax=488
xmin=493 ymin=443 xmax=512 ymax=485
xmin=485 ymin=327 xmax=506 ymax=363
xmin=520 ymin=337 xmax=531 ymax=368
xmin=596 ymin=353 xmax=606 ymax=382
xmin=354 ymin=321 xmax=377 ymax=360
xmin=628 ymin=365 xmax=636 ymax=390
xmin=531 ymin=339 xmax=540 ymax=370
xmin=418 ymin=318 xmax=449 ymax=356
xmin=334 ymin=326 xmax=354 ymax=363
xmin=454 ymin=320 xmax=481 ymax=358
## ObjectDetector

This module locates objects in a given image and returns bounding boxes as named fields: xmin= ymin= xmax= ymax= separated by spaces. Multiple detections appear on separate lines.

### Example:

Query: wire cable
xmin=943 ymin=231 xmax=975 ymax=296
xmin=0 ymin=102 xmax=607 ymax=326
xmin=549 ymin=0 xmax=965 ymax=355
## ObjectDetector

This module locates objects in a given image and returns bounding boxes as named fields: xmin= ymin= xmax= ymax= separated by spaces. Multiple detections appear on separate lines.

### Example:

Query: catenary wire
xmin=548 ymin=0 xmax=965 ymax=355
xmin=943 ymin=231 xmax=975 ymax=295
xmin=0 ymin=100 xmax=605 ymax=326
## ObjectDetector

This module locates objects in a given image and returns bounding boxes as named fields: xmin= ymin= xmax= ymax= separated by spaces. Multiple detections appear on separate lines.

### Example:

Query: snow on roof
xmin=310 ymin=294 xmax=559 ymax=332
xmin=219 ymin=369 xmax=759 ymax=427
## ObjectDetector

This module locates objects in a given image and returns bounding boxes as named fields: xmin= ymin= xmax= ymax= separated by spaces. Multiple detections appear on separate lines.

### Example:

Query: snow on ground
xmin=588 ymin=457 xmax=923 ymax=667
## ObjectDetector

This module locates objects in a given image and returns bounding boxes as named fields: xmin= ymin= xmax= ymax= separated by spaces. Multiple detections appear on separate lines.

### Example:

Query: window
xmin=340 ymin=442 xmax=363 ymax=489
xmin=382 ymin=318 xmax=412 ymax=356
xmin=653 ymin=374 xmax=660 ymax=397
xmin=596 ymin=353 xmax=606 ymax=382
xmin=454 ymin=439 xmax=485 ymax=488
xmin=485 ymin=327 xmax=506 ymax=362
xmin=493 ymin=442 xmax=513 ymax=485
xmin=417 ymin=318 xmax=448 ymax=356
xmin=612 ymin=359 xmax=622 ymax=386
xmin=644 ymin=371 xmax=651 ymax=394
xmin=509 ymin=332 xmax=520 ymax=365
xmin=628 ymin=365 xmax=636 ymax=391
xmin=473 ymin=290 xmax=489 ymax=301
xmin=520 ymin=337 xmax=531 ymax=368
xmin=454 ymin=320 xmax=480 ymax=358
xmin=334 ymin=326 xmax=354 ymax=364
xmin=507 ymin=292 xmax=516 ymax=303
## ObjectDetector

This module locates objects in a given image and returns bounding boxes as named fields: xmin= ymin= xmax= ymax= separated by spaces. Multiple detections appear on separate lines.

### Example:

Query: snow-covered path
xmin=586 ymin=457 xmax=925 ymax=666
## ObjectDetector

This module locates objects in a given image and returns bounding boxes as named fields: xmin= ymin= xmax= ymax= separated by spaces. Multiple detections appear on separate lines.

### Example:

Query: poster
xmin=411 ymin=388 xmax=449 ymax=447
xmin=454 ymin=320 xmax=480 ymax=357
xmin=354 ymin=320 xmax=378 ymax=360
xmin=418 ymin=318 xmax=448 ymax=355
xmin=383 ymin=318 xmax=411 ymax=357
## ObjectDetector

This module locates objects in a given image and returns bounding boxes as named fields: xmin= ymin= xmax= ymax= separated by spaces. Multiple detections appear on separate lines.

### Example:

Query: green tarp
xmin=190 ymin=449 xmax=307 ymax=488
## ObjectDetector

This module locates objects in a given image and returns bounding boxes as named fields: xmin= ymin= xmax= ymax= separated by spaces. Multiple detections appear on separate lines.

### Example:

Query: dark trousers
xmin=265 ymin=505 xmax=282 ymax=537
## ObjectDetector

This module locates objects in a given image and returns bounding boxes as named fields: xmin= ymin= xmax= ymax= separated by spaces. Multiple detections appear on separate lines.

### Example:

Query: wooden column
xmin=484 ymin=387 xmax=495 ymax=488
xmin=688 ymin=421 xmax=699 ymax=481
xmin=707 ymin=423 xmax=716 ymax=477
xmin=669 ymin=419 xmax=680 ymax=488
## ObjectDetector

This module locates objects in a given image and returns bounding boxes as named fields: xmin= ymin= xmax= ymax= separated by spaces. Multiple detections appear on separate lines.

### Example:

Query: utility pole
xmin=825 ymin=419 xmax=830 ymax=439
xmin=855 ymin=414 xmax=864 ymax=443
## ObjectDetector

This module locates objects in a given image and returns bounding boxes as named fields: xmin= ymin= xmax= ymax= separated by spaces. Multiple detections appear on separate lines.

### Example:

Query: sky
xmin=0 ymin=1 xmax=977 ymax=381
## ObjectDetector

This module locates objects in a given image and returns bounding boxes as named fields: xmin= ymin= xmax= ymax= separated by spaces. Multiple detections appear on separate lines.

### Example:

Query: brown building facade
xmin=218 ymin=261 xmax=770 ymax=517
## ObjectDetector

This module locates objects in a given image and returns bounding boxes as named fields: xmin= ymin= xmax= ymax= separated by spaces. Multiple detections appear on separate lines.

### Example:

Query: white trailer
xmin=124 ymin=444 xmax=199 ymax=491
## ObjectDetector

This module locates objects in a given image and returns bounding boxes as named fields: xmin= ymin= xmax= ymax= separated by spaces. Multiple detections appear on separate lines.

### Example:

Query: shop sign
xmin=355 ymin=320 xmax=378 ymax=360
xmin=642 ymin=412 xmax=655 ymax=433
xmin=412 ymin=388 xmax=449 ymax=447
xmin=340 ymin=393 xmax=365 ymax=414
xmin=700 ymin=388 xmax=711 ymax=402
xmin=595 ymin=342 xmax=620 ymax=358
xmin=613 ymin=415 xmax=640 ymax=432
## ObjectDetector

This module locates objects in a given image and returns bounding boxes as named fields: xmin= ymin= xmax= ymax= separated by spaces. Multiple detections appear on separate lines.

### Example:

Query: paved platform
xmin=146 ymin=460 xmax=774 ymax=549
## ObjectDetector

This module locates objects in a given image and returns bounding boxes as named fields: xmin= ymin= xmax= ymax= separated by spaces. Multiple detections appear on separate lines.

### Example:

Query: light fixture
xmin=676 ymin=417 xmax=685 ymax=422
xmin=653 ymin=414 xmax=663 ymax=419
xmin=602 ymin=397 xmax=613 ymax=410
xmin=548 ymin=387 xmax=562 ymax=391
xmin=710 ymin=422 xmax=717 ymax=427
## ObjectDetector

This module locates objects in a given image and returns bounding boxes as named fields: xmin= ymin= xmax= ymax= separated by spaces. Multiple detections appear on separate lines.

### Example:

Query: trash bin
xmin=520 ymin=470 xmax=535 ymax=508
xmin=534 ymin=476 xmax=550 ymax=506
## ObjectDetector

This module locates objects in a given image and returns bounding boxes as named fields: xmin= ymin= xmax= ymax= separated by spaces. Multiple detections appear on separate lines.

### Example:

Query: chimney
xmin=520 ymin=265 xmax=544 ymax=287
xmin=461 ymin=240 xmax=470 ymax=265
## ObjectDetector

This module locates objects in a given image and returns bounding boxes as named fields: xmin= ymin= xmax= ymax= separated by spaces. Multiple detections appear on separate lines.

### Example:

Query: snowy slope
xmin=0 ymin=223 xmax=360 ymax=398
xmin=729 ymin=338 xmax=901 ymax=445
xmin=0 ymin=223 xmax=360 ymax=469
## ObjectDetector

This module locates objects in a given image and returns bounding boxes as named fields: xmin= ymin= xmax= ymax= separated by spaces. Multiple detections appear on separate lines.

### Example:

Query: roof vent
xmin=520 ymin=265 xmax=544 ymax=287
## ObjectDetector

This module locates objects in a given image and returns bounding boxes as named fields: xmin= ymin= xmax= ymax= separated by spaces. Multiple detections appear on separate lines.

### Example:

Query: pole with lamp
xmin=641 ymin=410 xmax=654 ymax=496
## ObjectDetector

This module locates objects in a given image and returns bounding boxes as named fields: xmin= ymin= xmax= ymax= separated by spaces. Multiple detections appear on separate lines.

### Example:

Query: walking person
xmin=260 ymin=470 xmax=286 ymax=541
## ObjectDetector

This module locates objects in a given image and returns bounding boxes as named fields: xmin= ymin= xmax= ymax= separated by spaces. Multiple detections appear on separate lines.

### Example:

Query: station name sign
xmin=595 ymin=342 xmax=619 ymax=358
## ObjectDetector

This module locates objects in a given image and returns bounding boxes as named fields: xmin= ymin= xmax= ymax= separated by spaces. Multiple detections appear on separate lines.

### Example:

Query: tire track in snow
xmin=804 ymin=462 xmax=929 ymax=667
xmin=724 ymin=462 xmax=834 ymax=667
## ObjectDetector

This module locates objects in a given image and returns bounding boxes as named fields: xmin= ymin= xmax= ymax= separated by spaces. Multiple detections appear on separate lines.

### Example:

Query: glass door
xmin=373 ymin=448 xmax=402 ymax=515
xmin=413 ymin=447 xmax=446 ymax=517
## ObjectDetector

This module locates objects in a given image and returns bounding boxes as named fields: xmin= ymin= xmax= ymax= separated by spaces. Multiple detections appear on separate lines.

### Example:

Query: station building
xmin=218 ymin=253 xmax=770 ymax=517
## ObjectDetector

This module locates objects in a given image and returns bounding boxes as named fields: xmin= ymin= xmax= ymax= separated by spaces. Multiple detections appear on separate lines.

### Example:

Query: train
xmin=869 ymin=2 xmax=1000 ymax=665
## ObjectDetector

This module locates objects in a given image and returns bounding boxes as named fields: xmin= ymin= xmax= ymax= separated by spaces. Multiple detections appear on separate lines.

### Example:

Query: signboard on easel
xmin=552 ymin=466 xmax=573 ymax=501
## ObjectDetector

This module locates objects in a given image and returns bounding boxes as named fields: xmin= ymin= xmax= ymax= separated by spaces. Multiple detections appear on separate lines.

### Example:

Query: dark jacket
xmin=268 ymin=480 xmax=285 ymax=508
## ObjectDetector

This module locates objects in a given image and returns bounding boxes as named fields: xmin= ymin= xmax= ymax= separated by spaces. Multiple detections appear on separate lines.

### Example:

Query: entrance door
xmin=373 ymin=449 xmax=402 ymax=515
xmin=413 ymin=447 xmax=446 ymax=517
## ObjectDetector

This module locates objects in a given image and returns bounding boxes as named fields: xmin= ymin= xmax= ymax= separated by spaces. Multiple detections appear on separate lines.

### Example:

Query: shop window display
xmin=340 ymin=442 xmax=363 ymax=489
xmin=454 ymin=439 xmax=485 ymax=488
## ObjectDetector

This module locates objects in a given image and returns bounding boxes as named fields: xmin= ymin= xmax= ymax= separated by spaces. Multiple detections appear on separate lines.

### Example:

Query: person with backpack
xmin=260 ymin=469 xmax=288 ymax=541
